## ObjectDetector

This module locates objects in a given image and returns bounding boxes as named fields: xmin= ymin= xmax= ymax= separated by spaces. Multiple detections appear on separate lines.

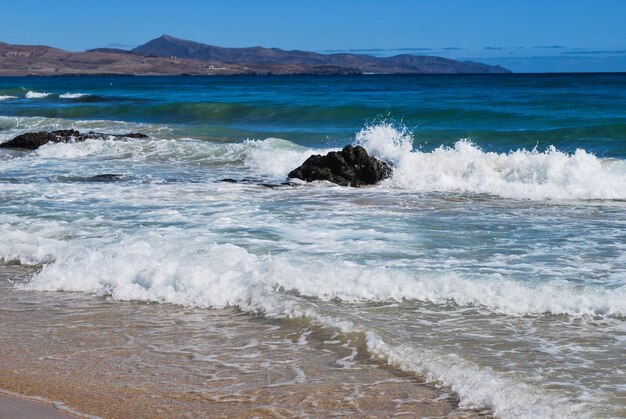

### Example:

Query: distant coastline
xmin=0 ymin=34 xmax=511 ymax=76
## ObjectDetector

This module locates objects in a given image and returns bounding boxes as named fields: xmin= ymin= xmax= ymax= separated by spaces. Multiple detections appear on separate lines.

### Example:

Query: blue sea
xmin=0 ymin=75 xmax=625 ymax=417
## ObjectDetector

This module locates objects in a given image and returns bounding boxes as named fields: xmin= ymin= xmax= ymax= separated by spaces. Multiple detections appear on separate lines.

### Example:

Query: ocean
xmin=0 ymin=74 xmax=624 ymax=417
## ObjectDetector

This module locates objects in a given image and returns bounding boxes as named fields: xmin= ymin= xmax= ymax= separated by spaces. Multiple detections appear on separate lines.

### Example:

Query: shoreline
xmin=0 ymin=363 xmax=484 ymax=419
xmin=0 ymin=277 xmax=489 ymax=418
xmin=0 ymin=391 xmax=79 ymax=418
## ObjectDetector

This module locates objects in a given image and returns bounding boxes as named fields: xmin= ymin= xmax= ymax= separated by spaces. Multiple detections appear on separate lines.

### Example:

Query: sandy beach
xmin=0 ymin=393 xmax=74 ymax=418
xmin=0 ymin=273 xmax=487 ymax=418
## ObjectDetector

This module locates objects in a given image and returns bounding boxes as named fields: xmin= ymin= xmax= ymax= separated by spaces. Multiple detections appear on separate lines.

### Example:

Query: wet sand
xmin=0 ymin=269 xmax=489 ymax=418
xmin=0 ymin=393 xmax=73 ymax=418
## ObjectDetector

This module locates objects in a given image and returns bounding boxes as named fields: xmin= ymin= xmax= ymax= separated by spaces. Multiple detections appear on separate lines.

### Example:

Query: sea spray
xmin=354 ymin=123 xmax=626 ymax=200
xmin=355 ymin=122 xmax=414 ymax=162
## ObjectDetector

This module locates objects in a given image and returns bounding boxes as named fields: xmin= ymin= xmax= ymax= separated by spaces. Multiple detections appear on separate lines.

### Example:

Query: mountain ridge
xmin=0 ymin=35 xmax=511 ymax=76
xmin=132 ymin=34 xmax=511 ymax=74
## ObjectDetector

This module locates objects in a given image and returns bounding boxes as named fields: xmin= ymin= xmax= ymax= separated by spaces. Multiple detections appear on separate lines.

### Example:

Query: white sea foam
xmin=0 ymin=216 xmax=611 ymax=417
xmin=354 ymin=123 xmax=626 ymax=200
xmin=364 ymin=333 xmax=585 ymax=418
xmin=25 ymin=90 xmax=51 ymax=99
xmin=33 ymin=249 xmax=582 ymax=415
xmin=35 ymin=138 xmax=118 ymax=158
xmin=32 ymin=136 xmax=249 ymax=164
xmin=356 ymin=122 xmax=414 ymax=162
xmin=241 ymin=123 xmax=626 ymax=200
xmin=4 ymin=119 xmax=625 ymax=201
xmin=1 ymin=226 xmax=622 ymax=319
xmin=0 ymin=95 xmax=17 ymax=101
xmin=59 ymin=92 xmax=88 ymax=99
xmin=0 ymin=116 xmax=172 ymax=142
xmin=267 ymin=260 xmax=626 ymax=317
xmin=27 ymin=134 xmax=313 ymax=174
xmin=245 ymin=137 xmax=317 ymax=178
xmin=0 ymin=228 xmax=598 ymax=416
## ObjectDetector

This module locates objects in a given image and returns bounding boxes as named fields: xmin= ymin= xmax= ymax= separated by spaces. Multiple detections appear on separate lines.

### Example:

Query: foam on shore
xmin=0 ymin=227 xmax=611 ymax=415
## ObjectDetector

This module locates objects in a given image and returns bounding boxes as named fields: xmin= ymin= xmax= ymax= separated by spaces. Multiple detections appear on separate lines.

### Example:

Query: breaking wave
xmin=356 ymin=123 xmax=626 ymax=200
xmin=0 ymin=227 xmax=601 ymax=417
xmin=59 ymin=92 xmax=89 ymax=99
xmin=25 ymin=90 xmax=51 ymax=99
xmin=0 ymin=227 xmax=622 ymax=319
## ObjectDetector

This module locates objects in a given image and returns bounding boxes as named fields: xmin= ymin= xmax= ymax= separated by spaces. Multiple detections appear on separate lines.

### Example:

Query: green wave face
xmin=1 ymin=74 xmax=626 ymax=157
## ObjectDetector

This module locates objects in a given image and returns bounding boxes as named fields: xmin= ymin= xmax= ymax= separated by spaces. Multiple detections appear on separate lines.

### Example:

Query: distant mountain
xmin=0 ymin=36 xmax=511 ymax=76
xmin=86 ymin=47 xmax=135 ymax=55
xmin=132 ymin=35 xmax=511 ymax=74
xmin=0 ymin=41 xmax=362 ymax=76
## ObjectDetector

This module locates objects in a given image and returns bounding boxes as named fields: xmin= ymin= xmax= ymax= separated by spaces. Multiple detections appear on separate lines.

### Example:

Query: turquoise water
xmin=0 ymin=75 xmax=625 ymax=417
xmin=2 ymin=74 xmax=626 ymax=156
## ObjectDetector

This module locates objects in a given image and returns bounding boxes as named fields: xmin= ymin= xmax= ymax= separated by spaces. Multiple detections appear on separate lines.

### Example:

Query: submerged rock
xmin=288 ymin=145 xmax=392 ymax=187
xmin=218 ymin=178 xmax=299 ymax=188
xmin=90 ymin=174 xmax=126 ymax=181
xmin=0 ymin=129 xmax=148 ymax=150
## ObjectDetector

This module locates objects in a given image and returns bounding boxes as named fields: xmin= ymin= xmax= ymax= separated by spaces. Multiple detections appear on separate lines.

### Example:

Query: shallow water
xmin=0 ymin=74 xmax=625 ymax=417
xmin=0 ymin=265 xmax=484 ymax=418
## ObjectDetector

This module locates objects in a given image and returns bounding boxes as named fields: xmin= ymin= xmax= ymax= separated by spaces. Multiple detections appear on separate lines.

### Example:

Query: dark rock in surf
xmin=0 ymin=129 xmax=77 ymax=150
xmin=90 ymin=174 xmax=126 ymax=181
xmin=121 ymin=133 xmax=149 ymax=139
xmin=0 ymin=130 xmax=148 ymax=150
xmin=218 ymin=178 xmax=299 ymax=188
xmin=288 ymin=145 xmax=392 ymax=187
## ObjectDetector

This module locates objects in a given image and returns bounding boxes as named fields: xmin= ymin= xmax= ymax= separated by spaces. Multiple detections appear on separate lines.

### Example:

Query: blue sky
xmin=2 ymin=0 xmax=626 ymax=72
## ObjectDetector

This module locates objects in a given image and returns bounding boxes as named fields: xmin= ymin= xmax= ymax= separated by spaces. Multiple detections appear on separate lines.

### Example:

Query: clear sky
xmin=2 ymin=0 xmax=626 ymax=72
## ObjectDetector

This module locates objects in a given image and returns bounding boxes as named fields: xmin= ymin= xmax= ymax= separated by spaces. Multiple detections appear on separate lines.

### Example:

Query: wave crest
xmin=59 ymin=92 xmax=89 ymax=99
xmin=25 ymin=90 xmax=51 ymax=99
xmin=2 ymin=228 xmax=606 ymax=416
xmin=356 ymin=123 xmax=626 ymax=200
xmin=0 ymin=226 xmax=620 ymax=318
